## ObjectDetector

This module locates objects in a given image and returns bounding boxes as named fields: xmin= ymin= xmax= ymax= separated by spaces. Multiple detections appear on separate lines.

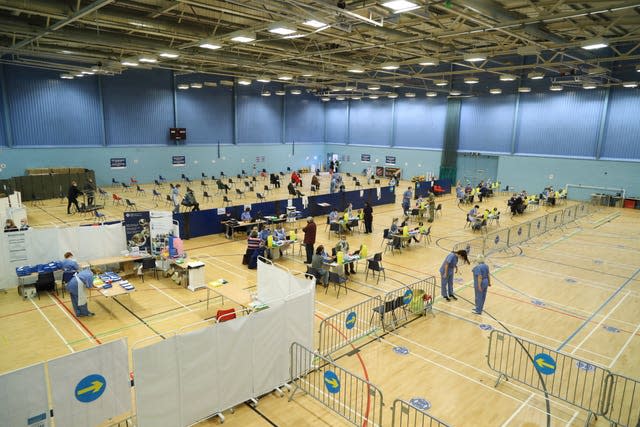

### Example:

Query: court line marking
xmin=149 ymin=284 xmax=194 ymax=313
xmin=570 ymin=291 xmax=630 ymax=355
xmin=609 ymin=320 xmax=640 ymax=369
xmin=30 ymin=298 xmax=74 ymax=353
xmin=501 ymin=393 xmax=535 ymax=427
xmin=565 ymin=410 xmax=579 ymax=427
xmin=49 ymin=293 xmax=101 ymax=345
xmin=558 ymin=268 xmax=640 ymax=351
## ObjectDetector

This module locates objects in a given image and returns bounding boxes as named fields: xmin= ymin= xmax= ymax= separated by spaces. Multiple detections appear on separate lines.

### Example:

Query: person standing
xmin=402 ymin=186 xmax=412 ymax=214
xmin=84 ymin=179 xmax=96 ymax=206
xmin=472 ymin=254 xmax=491 ymax=314
xmin=363 ymin=202 xmax=373 ymax=234
xmin=171 ymin=184 xmax=181 ymax=214
xmin=67 ymin=181 xmax=82 ymax=214
xmin=66 ymin=268 xmax=96 ymax=317
xmin=366 ymin=165 xmax=372 ymax=185
xmin=61 ymin=252 xmax=80 ymax=272
xmin=302 ymin=217 xmax=316 ymax=264
xmin=439 ymin=250 xmax=469 ymax=301
xmin=427 ymin=191 xmax=436 ymax=222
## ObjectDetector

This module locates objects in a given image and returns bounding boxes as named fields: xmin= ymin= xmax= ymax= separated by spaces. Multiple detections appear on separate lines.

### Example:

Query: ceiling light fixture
xmin=518 ymin=87 xmax=532 ymax=93
xmin=261 ymin=91 xmax=271 ymax=97
xmin=303 ymin=19 xmax=328 ymax=29
xmin=622 ymin=81 xmax=638 ymax=88
xmin=392 ymin=83 xmax=403 ymax=88
xmin=405 ymin=92 xmax=416 ymax=98
xmin=434 ymin=79 xmax=448 ymax=86
xmin=369 ymin=95 xmax=379 ymax=99
xmin=344 ymin=85 xmax=356 ymax=91
xmin=582 ymin=82 xmax=597 ymax=90
xmin=199 ymin=39 xmax=222 ymax=50
xmin=464 ymin=76 xmax=479 ymax=84
xmin=382 ymin=0 xmax=420 ymax=13
xmin=121 ymin=59 xmax=139 ymax=66
xmin=336 ymin=96 xmax=346 ymax=100
xmin=321 ymin=96 xmax=331 ymax=101
xmin=268 ymin=22 xmax=297 ymax=35
xmin=190 ymin=83 xmax=203 ymax=89
xmin=490 ymin=88 xmax=502 ymax=95
xmin=81 ymin=70 xmax=94 ymax=75
xmin=418 ymin=57 xmax=439 ymax=66
xmin=450 ymin=90 xmax=462 ymax=96
xmin=159 ymin=51 xmax=180 ymax=59
xmin=381 ymin=62 xmax=400 ymax=70
xmin=301 ymin=72 xmax=314 ymax=77
xmin=74 ymin=73 xmax=84 ymax=77
xmin=517 ymin=46 xmax=540 ymax=56
xmin=348 ymin=67 xmax=365 ymax=73
xmin=464 ymin=53 xmax=487 ymax=62
xmin=368 ymin=84 xmax=381 ymax=91
xmin=257 ymin=76 xmax=271 ymax=83
xmin=237 ymin=78 xmax=252 ymax=86
xmin=550 ymin=85 xmax=563 ymax=91
xmin=230 ymin=31 xmax=256 ymax=43
xmin=177 ymin=84 xmax=189 ymax=90
xmin=351 ymin=95 xmax=362 ymax=100
xmin=138 ymin=55 xmax=157 ymax=63
xmin=388 ymin=93 xmax=399 ymax=99
xmin=278 ymin=74 xmax=293 ymax=81
xmin=290 ymin=89 xmax=302 ymax=95
xmin=219 ymin=80 xmax=234 ymax=87
xmin=528 ymin=71 xmax=544 ymax=80
xmin=60 ymin=74 xmax=74 ymax=79
xmin=499 ymin=74 xmax=517 ymax=82
xmin=426 ymin=91 xmax=437 ymax=97
xmin=275 ymin=90 xmax=286 ymax=96
xmin=581 ymin=37 xmax=608 ymax=50
xmin=203 ymin=81 xmax=217 ymax=87
xmin=636 ymin=65 xmax=640 ymax=72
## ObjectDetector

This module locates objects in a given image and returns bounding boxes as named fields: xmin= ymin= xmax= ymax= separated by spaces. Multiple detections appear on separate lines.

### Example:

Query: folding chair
xmin=256 ymin=193 xmax=266 ymax=202
xmin=136 ymin=258 xmax=158 ymax=282
xmin=223 ymin=196 xmax=232 ymax=206
xmin=435 ymin=203 xmax=442 ymax=217
xmin=94 ymin=210 xmax=106 ymax=224
xmin=201 ymin=180 xmax=209 ymax=192
xmin=165 ymin=195 xmax=173 ymax=207
xmin=382 ymin=228 xmax=397 ymax=255
xmin=136 ymin=185 xmax=146 ymax=196
xmin=158 ymin=175 xmax=166 ymax=182
xmin=216 ymin=308 xmax=236 ymax=322
xmin=121 ymin=182 xmax=131 ymax=192
xmin=112 ymin=193 xmax=124 ymax=205
xmin=227 ymin=178 xmax=235 ymax=189
xmin=203 ymin=191 xmax=212 ymax=203
xmin=235 ymin=188 xmax=245 ymax=199
xmin=421 ymin=226 xmax=432 ymax=246
xmin=201 ymin=172 xmax=208 ymax=179
xmin=263 ymin=185 xmax=270 ymax=195
xmin=130 ymin=177 xmax=138 ymax=185
xmin=152 ymin=189 xmax=161 ymax=202
xmin=125 ymin=199 xmax=137 ymax=211
xmin=98 ymin=188 xmax=108 ymax=202
xmin=34 ymin=271 xmax=55 ymax=299
xmin=154 ymin=179 xmax=162 ymax=188
xmin=112 ymin=178 xmax=120 ymax=186
xmin=365 ymin=253 xmax=386 ymax=285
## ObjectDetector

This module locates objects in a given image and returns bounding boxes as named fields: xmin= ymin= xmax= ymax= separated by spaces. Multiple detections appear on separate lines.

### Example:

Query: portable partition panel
xmin=487 ymin=330 xmax=609 ymax=417
xmin=317 ymin=295 xmax=383 ymax=357
xmin=0 ymin=363 xmax=50 ymax=427
xmin=289 ymin=342 xmax=384 ymax=427
xmin=391 ymin=399 xmax=452 ymax=427
xmin=602 ymin=373 xmax=640 ymax=427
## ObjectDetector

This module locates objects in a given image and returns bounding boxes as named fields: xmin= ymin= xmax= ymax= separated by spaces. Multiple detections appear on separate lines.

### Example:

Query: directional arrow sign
xmin=323 ymin=371 xmax=340 ymax=394
xmin=345 ymin=311 xmax=357 ymax=330
xmin=533 ymin=353 xmax=556 ymax=375
xmin=75 ymin=374 xmax=107 ymax=403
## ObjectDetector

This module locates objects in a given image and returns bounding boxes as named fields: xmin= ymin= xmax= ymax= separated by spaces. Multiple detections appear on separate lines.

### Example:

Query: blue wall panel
xmin=176 ymin=83 xmax=233 ymax=145
xmin=515 ymin=90 xmax=605 ymax=157
xmin=601 ymin=88 xmax=640 ymax=160
xmin=349 ymin=99 xmax=393 ymax=146
xmin=394 ymin=98 xmax=446 ymax=149
xmin=325 ymin=102 xmax=348 ymax=143
xmin=284 ymin=93 xmax=324 ymax=142
xmin=4 ymin=65 xmax=103 ymax=146
xmin=101 ymin=69 xmax=174 ymax=145
xmin=236 ymin=85 xmax=282 ymax=144
xmin=459 ymin=95 xmax=515 ymax=153
xmin=0 ymin=66 xmax=6 ymax=147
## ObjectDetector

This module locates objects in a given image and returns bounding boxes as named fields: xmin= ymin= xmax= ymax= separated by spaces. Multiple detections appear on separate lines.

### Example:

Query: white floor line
xmin=47 ymin=293 xmax=96 ymax=346
xmin=565 ymin=410 xmax=580 ymax=427
xmin=149 ymin=284 xmax=194 ymax=312
xmin=500 ymin=392 xmax=535 ymax=427
xmin=31 ymin=297 xmax=74 ymax=353
xmin=608 ymin=319 xmax=640 ymax=368
xmin=570 ymin=291 xmax=630 ymax=355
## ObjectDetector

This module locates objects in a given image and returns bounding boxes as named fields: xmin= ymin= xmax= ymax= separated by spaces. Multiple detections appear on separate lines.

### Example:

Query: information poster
xmin=149 ymin=211 xmax=174 ymax=255
xmin=361 ymin=154 xmax=371 ymax=162
xmin=172 ymin=156 xmax=186 ymax=167
xmin=375 ymin=166 xmax=385 ymax=177
xmin=110 ymin=158 xmax=127 ymax=169
xmin=385 ymin=155 xmax=396 ymax=165
xmin=124 ymin=211 xmax=151 ymax=253
xmin=384 ymin=167 xmax=401 ymax=178
xmin=5 ymin=231 xmax=29 ymax=262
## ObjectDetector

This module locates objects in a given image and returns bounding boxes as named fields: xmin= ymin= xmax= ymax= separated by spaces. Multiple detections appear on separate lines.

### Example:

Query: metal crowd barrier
xmin=602 ymin=373 xmax=640 ymax=427
xmin=289 ymin=342 xmax=384 ymax=427
xmin=487 ymin=330 xmax=609 ymax=418
xmin=453 ymin=202 xmax=595 ymax=256
xmin=391 ymin=399 xmax=451 ymax=427
xmin=317 ymin=295 xmax=383 ymax=357
xmin=379 ymin=276 xmax=437 ymax=330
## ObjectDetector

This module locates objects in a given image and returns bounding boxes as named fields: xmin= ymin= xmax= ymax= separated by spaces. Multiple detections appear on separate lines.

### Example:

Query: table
xmin=92 ymin=280 xmax=136 ymax=317
xmin=391 ymin=232 xmax=418 ymax=250
xmin=222 ymin=220 xmax=266 ymax=240
xmin=89 ymin=254 xmax=150 ymax=276
xmin=266 ymin=239 xmax=298 ymax=260
xmin=170 ymin=259 xmax=206 ymax=291
xmin=205 ymin=280 xmax=253 ymax=310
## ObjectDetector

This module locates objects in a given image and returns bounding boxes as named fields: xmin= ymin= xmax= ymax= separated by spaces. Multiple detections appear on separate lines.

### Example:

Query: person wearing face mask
xmin=334 ymin=235 xmax=356 ymax=276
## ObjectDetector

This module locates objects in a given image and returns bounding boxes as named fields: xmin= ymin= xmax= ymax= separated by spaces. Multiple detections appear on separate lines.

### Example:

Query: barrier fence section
xmin=453 ymin=202 xmax=594 ymax=256
xmin=381 ymin=276 xmax=437 ymax=328
xmin=317 ymin=295 xmax=383 ymax=357
xmin=602 ymin=373 xmax=640 ymax=427
xmin=487 ymin=330 xmax=609 ymax=417
xmin=289 ymin=342 xmax=384 ymax=427
xmin=391 ymin=399 xmax=451 ymax=427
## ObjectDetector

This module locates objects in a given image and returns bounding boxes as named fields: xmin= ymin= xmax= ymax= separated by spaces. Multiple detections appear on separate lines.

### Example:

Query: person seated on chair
xmin=508 ymin=194 xmax=523 ymax=215
xmin=291 ymin=170 xmax=303 ymax=187
xmin=241 ymin=207 xmax=252 ymax=222
xmin=61 ymin=251 xmax=80 ymax=272
xmin=273 ymin=224 xmax=287 ymax=241
xmin=388 ymin=176 xmax=397 ymax=187
xmin=311 ymin=174 xmax=320 ymax=190
xmin=389 ymin=217 xmax=402 ymax=249
xmin=287 ymin=181 xmax=297 ymax=196
xmin=247 ymin=230 xmax=261 ymax=252
xmin=270 ymin=173 xmax=281 ymax=188
xmin=19 ymin=219 xmax=29 ymax=231
xmin=311 ymin=245 xmax=330 ymax=287
xmin=4 ymin=219 xmax=18 ymax=232
xmin=181 ymin=189 xmax=200 ymax=211
xmin=258 ymin=225 xmax=271 ymax=242
xmin=468 ymin=205 xmax=482 ymax=230
xmin=334 ymin=236 xmax=356 ymax=276
xmin=328 ymin=208 xmax=340 ymax=224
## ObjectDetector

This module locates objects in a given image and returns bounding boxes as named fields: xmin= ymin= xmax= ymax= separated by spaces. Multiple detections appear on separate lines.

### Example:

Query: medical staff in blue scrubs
xmin=65 ymin=268 xmax=96 ymax=317
xmin=472 ymin=254 xmax=491 ymax=314
xmin=61 ymin=251 xmax=80 ymax=272
xmin=439 ymin=250 xmax=469 ymax=301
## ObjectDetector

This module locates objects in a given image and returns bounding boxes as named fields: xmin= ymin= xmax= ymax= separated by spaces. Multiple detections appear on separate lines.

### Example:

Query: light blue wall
xmin=0 ymin=144 xmax=324 ymax=187
xmin=497 ymin=155 xmax=640 ymax=198
xmin=459 ymin=95 xmax=515 ymax=153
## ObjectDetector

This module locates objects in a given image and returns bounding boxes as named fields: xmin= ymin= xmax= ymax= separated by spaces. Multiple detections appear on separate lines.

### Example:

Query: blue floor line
xmin=557 ymin=268 xmax=640 ymax=351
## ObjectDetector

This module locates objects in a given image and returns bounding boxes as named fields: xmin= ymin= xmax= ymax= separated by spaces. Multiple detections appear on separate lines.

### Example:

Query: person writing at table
xmin=241 ymin=207 xmax=252 ymax=221
xmin=66 ymin=267 xmax=99 ymax=317
xmin=311 ymin=245 xmax=330 ymax=287
xmin=334 ymin=236 xmax=356 ymax=276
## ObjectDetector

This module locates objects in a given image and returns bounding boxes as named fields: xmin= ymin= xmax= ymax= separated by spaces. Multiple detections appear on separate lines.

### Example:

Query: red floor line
xmin=314 ymin=313 xmax=371 ymax=427
xmin=50 ymin=292 xmax=102 ymax=345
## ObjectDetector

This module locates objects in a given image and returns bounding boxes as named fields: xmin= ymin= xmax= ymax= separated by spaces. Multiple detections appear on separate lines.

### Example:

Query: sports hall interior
xmin=0 ymin=1 xmax=639 ymax=427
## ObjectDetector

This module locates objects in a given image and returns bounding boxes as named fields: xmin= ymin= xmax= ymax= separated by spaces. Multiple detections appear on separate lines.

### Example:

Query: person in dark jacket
xmin=302 ymin=217 xmax=317 ymax=264
xmin=363 ymin=202 xmax=373 ymax=233
xmin=67 ymin=181 xmax=82 ymax=214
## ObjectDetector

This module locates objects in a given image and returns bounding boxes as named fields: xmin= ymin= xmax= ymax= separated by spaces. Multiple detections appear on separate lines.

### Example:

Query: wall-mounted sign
xmin=172 ymin=156 xmax=186 ymax=167
xmin=361 ymin=154 xmax=371 ymax=162
xmin=110 ymin=158 xmax=127 ymax=169
xmin=385 ymin=155 xmax=396 ymax=165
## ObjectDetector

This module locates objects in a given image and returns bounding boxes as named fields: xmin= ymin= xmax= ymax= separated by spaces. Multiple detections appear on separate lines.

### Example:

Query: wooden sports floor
xmin=1 ymin=173 xmax=638 ymax=427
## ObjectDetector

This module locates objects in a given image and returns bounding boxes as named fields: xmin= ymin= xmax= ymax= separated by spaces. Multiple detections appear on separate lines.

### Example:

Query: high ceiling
xmin=1 ymin=0 xmax=639 ymax=97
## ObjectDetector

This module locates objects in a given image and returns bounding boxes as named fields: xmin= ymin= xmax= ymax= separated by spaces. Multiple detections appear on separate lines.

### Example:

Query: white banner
xmin=0 ymin=363 xmax=50 ymax=427
xmin=177 ymin=326 xmax=220 ymax=426
xmin=48 ymin=339 xmax=131 ymax=427
xmin=133 ymin=337 xmax=180 ymax=427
